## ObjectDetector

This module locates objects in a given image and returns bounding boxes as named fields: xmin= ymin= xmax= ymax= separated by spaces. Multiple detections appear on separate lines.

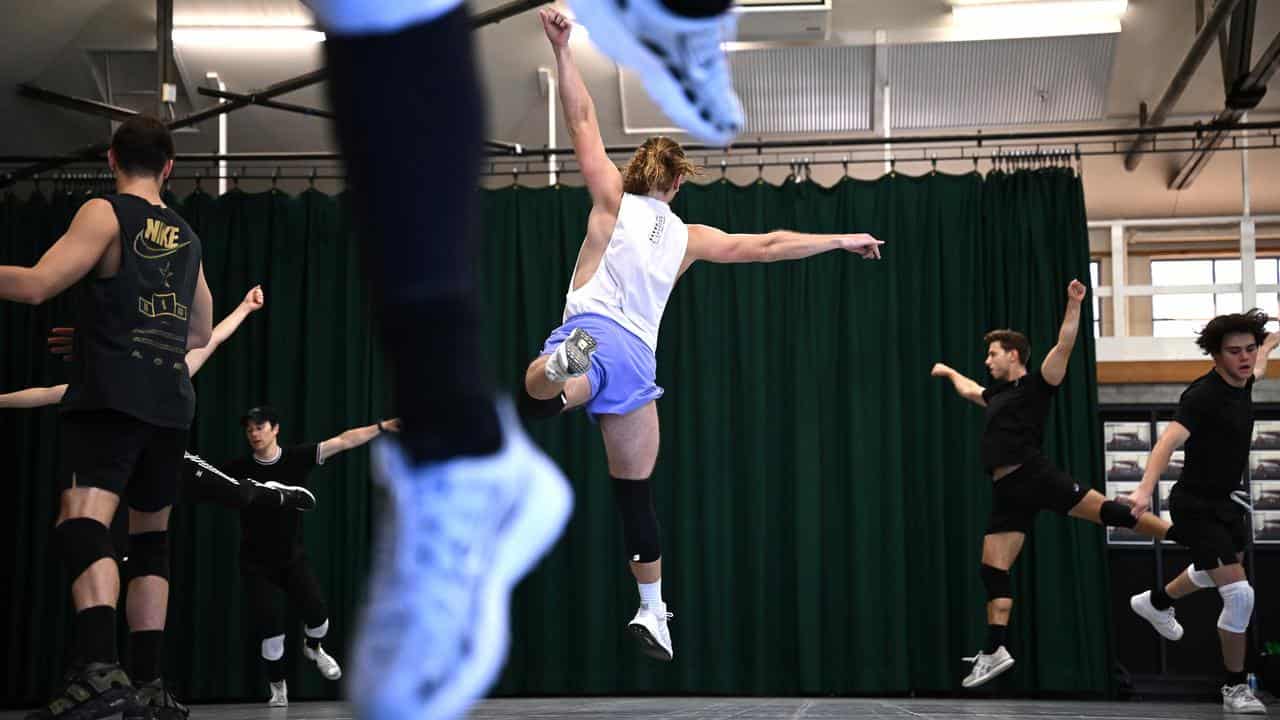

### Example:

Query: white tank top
xmin=563 ymin=193 xmax=688 ymax=353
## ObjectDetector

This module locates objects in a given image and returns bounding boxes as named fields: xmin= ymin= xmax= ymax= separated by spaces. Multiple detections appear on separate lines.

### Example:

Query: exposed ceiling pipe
xmin=2 ymin=0 xmax=553 ymax=189
xmin=1168 ymin=30 xmax=1280 ymax=189
xmin=156 ymin=0 xmax=174 ymax=118
xmin=1122 ymin=0 xmax=1241 ymax=171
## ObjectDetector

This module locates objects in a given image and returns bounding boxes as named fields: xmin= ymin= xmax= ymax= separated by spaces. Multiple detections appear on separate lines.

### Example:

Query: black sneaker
xmin=123 ymin=678 xmax=188 ymax=720
xmin=25 ymin=662 xmax=135 ymax=720
xmin=263 ymin=480 xmax=317 ymax=511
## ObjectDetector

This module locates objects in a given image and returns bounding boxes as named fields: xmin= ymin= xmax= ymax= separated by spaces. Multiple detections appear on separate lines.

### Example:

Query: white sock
xmin=638 ymin=579 xmax=663 ymax=610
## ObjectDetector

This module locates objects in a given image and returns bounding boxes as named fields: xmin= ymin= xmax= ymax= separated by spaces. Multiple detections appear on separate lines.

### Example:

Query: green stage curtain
xmin=1 ymin=169 xmax=1105 ymax=704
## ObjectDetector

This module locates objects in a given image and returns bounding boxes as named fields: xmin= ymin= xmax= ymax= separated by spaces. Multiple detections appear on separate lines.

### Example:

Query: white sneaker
xmin=303 ymin=642 xmax=342 ymax=680
xmin=544 ymin=328 xmax=597 ymax=383
xmin=568 ymin=0 xmax=744 ymax=145
xmin=348 ymin=400 xmax=574 ymax=720
xmin=627 ymin=605 xmax=674 ymax=662
xmin=1223 ymin=683 xmax=1268 ymax=714
xmin=267 ymin=680 xmax=287 ymax=708
xmin=1130 ymin=591 xmax=1185 ymax=641
xmin=961 ymin=646 xmax=1015 ymax=688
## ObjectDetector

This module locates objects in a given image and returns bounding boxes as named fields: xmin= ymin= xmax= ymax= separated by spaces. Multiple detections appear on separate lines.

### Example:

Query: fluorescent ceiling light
xmin=952 ymin=0 xmax=1128 ymax=24
xmin=171 ymin=27 xmax=326 ymax=49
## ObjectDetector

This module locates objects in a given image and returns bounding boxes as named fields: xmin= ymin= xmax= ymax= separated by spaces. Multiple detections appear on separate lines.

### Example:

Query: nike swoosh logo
xmin=133 ymin=228 xmax=192 ymax=259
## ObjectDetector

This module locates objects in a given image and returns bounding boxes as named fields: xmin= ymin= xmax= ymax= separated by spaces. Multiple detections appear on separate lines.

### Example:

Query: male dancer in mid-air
xmin=519 ymin=7 xmax=883 ymax=664
xmin=932 ymin=279 xmax=1171 ymax=688
xmin=1128 ymin=310 xmax=1276 ymax=714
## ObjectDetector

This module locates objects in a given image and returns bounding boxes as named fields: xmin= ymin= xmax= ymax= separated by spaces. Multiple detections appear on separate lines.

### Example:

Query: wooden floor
xmin=0 ymin=697 xmax=1254 ymax=720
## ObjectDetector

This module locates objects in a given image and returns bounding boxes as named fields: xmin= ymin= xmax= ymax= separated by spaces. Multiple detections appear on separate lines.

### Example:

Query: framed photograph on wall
xmin=1254 ymin=480 xmax=1280 ymax=511
xmin=1106 ymin=452 xmax=1147 ymax=483
xmin=1253 ymin=422 xmax=1280 ymax=450
xmin=1105 ymin=422 xmax=1151 ymax=451
xmin=1253 ymin=511 xmax=1280 ymax=543
xmin=1250 ymin=451 xmax=1280 ymax=481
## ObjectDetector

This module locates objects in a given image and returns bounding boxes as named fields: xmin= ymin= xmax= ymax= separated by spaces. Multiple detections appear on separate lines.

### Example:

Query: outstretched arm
xmin=0 ymin=199 xmax=117 ymax=305
xmin=541 ymin=8 xmax=622 ymax=214
xmin=1126 ymin=421 xmax=1190 ymax=518
xmin=0 ymin=385 xmax=68 ymax=409
xmin=317 ymin=418 xmax=401 ymax=464
xmin=1039 ymin=279 xmax=1086 ymax=386
xmin=1254 ymin=331 xmax=1280 ymax=380
xmin=184 ymin=285 xmax=265 ymax=377
xmin=683 ymin=224 xmax=882 ymax=268
xmin=931 ymin=363 xmax=987 ymax=407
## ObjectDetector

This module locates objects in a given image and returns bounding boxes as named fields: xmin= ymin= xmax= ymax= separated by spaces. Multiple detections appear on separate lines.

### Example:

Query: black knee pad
xmin=612 ymin=477 xmax=661 ymax=563
xmin=518 ymin=386 xmax=566 ymax=421
xmin=125 ymin=531 xmax=170 ymax=582
xmin=55 ymin=517 xmax=116 ymax=582
xmin=980 ymin=564 xmax=1012 ymax=601
xmin=1100 ymin=500 xmax=1139 ymax=529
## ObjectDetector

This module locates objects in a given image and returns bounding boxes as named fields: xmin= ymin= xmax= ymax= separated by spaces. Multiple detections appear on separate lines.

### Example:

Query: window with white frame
xmin=1150 ymin=258 xmax=1280 ymax=337
xmin=1089 ymin=260 xmax=1102 ymax=337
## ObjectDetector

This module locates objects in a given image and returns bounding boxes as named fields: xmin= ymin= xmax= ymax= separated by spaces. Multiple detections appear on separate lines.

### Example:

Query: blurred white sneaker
xmin=348 ymin=400 xmax=574 ymax=720
xmin=569 ymin=0 xmax=743 ymax=145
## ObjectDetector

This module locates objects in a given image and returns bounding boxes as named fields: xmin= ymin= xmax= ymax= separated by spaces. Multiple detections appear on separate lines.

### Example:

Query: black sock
xmin=324 ymin=9 xmax=502 ymax=466
xmin=987 ymin=624 xmax=1008 ymax=654
xmin=305 ymin=636 xmax=321 ymax=651
xmin=267 ymin=659 xmax=287 ymax=683
xmin=128 ymin=630 xmax=164 ymax=684
xmin=1227 ymin=670 xmax=1248 ymax=687
xmin=661 ymin=0 xmax=734 ymax=19
xmin=380 ymin=296 xmax=503 ymax=465
xmin=1150 ymin=586 xmax=1176 ymax=611
xmin=73 ymin=605 xmax=118 ymax=666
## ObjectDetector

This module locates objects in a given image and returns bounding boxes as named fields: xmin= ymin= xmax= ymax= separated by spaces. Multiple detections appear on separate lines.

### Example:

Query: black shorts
xmin=1168 ymin=485 xmax=1249 ymax=570
xmin=58 ymin=409 xmax=188 ymax=512
xmin=243 ymin=556 xmax=329 ymax=636
xmin=986 ymin=454 xmax=1090 ymax=535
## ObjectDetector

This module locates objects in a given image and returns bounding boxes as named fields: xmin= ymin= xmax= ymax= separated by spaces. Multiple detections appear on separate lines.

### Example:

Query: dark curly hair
xmin=1196 ymin=309 xmax=1270 ymax=355
xmin=983 ymin=329 xmax=1030 ymax=366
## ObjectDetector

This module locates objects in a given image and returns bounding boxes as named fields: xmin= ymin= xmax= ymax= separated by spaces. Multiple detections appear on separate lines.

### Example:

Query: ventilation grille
xmin=887 ymin=34 xmax=1115 ymax=130
xmin=733 ymin=44 xmax=873 ymax=134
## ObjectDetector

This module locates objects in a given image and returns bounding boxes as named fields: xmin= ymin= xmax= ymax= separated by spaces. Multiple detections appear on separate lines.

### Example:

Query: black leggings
xmin=243 ymin=559 xmax=329 ymax=641
xmin=180 ymin=453 xmax=274 ymax=510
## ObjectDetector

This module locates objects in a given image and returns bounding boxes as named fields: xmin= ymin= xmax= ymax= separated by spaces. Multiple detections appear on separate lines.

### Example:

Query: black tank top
xmin=60 ymin=194 xmax=201 ymax=429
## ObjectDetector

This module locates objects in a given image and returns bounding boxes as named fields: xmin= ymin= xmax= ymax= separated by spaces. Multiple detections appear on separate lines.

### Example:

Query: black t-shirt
xmin=61 ymin=194 xmax=201 ymax=429
xmin=980 ymin=372 xmax=1059 ymax=473
xmin=222 ymin=444 xmax=323 ymax=569
xmin=1175 ymin=370 xmax=1254 ymax=499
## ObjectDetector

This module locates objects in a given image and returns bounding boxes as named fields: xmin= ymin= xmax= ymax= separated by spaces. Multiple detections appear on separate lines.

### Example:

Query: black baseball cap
xmin=241 ymin=405 xmax=280 ymax=427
